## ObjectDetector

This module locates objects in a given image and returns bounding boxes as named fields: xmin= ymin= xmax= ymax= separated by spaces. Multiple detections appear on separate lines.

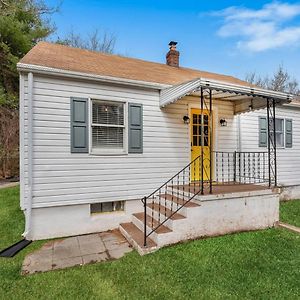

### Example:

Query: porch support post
xmin=200 ymin=87 xmax=204 ymax=195
xmin=272 ymin=98 xmax=277 ymax=187
xmin=209 ymin=89 xmax=213 ymax=194
xmin=267 ymin=99 xmax=271 ymax=187
xmin=267 ymin=98 xmax=277 ymax=187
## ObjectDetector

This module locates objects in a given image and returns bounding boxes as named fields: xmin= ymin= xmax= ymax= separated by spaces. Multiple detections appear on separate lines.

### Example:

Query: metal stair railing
xmin=141 ymin=151 xmax=269 ymax=247
xmin=142 ymin=155 xmax=203 ymax=246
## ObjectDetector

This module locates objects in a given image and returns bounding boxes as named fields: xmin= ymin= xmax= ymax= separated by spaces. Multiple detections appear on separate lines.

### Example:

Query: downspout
xmin=23 ymin=72 xmax=33 ymax=239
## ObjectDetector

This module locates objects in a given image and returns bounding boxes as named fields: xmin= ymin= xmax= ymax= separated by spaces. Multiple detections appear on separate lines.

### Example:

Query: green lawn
xmin=0 ymin=186 xmax=300 ymax=300
xmin=280 ymin=199 xmax=300 ymax=228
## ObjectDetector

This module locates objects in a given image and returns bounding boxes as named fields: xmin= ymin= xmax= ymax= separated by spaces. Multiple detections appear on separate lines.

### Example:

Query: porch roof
xmin=160 ymin=77 xmax=293 ymax=114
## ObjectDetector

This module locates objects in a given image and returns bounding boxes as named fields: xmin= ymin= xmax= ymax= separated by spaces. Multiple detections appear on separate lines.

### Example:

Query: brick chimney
xmin=166 ymin=41 xmax=179 ymax=67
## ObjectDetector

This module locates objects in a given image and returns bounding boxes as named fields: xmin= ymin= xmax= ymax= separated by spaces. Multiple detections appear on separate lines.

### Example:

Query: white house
xmin=17 ymin=41 xmax=294 ymax=254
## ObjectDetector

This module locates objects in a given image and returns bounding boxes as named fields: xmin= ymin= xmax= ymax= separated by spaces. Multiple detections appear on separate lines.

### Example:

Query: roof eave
xmin=160 ymin=77 xmax=293 ymax=107
xmin=17 ymin=63 xmax=171 ymax=90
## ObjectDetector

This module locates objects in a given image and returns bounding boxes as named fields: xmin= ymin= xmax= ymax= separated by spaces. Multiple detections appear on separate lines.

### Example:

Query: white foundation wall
xmin=30 ymin=200 xmax=143 ymax=240
xmin=21 ymin=74 xmax=238 ymax=210
xmin=162 ymin=191 xmax=279 ymax=247
xmin=240 ymin=105 xmax=300 ymax=199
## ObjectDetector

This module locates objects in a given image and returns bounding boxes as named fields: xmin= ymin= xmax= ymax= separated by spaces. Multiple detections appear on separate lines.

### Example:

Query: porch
xmin=120 ymin=77 xmax=292 ymax=254
xmin=177 ymin=182 xmax=269 ymax=196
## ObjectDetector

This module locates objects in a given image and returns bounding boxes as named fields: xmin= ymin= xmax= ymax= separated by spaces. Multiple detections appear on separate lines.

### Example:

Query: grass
xmin=280 ymin=199 xmax=300 ymax=228
xmin=0 ymin=186 xmax=300 ymax=299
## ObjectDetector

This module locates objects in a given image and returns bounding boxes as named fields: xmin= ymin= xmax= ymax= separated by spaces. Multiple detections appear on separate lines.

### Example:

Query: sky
xmin=45 ymin=0 xmax=300 ymax=81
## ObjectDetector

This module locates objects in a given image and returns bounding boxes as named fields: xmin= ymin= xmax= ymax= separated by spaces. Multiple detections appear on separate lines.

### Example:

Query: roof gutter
xmin=203 ymin=78 xmax=292 ymax=99
xmin=17 ymin=63 xmax=170 ymax=90
xmin=282 ymin=101 xmax=300 ymax=109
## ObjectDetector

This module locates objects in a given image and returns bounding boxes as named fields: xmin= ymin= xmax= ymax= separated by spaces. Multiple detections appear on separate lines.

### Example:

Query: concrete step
xmin=147 ymin=202 xmax=185 ymax=220
xmin=133 ymin=212 xmax=172 ymax=234
xmin=145 ymin=202 xmax=185 ymax=230
xmin=132 ymin=212 xmax=173 ymax=246
xmin=160 ymin=193 xmax=200 ymax=208
xmin=119 ymin=222 xmax=158 ymax=255
xmin=166 ymin=187 xmax=200 ymax=203
xmin=153 ymin=193 xmax=200 ymax=217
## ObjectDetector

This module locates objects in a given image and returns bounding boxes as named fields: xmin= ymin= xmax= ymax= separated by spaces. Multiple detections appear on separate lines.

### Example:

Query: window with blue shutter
xmin=259 ymin=117 xmax=267 ymax=147
xmin=128 ymin=103 xmax=143 ymax=153
xmin=71 ymin=97 xmax=89 ymax=153
xmin=91 ymin=100 xmax=125 ymax=151
xmin=285 ymin=119 xmax=293 ymax=148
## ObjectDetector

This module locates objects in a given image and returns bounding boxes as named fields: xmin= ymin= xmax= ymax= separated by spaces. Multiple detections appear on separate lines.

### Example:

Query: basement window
xmin=90 ymin=201 xmax=125 ymax=214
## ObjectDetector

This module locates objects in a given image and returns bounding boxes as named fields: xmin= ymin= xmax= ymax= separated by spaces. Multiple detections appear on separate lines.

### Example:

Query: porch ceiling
xmin=159 ymin=77 xmax=293 ymax=114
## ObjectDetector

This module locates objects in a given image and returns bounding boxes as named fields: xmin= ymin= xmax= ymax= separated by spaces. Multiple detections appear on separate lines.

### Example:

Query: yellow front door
xmin=190 ymin=108 xmax=212 ymax=182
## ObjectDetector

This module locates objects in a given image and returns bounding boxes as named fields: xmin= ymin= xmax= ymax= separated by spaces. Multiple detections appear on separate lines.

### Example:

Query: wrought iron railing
xmin=214 ymin=151 xmax=268 ymax=184
xmin=142 ymin=151 xmax=269 ymax=246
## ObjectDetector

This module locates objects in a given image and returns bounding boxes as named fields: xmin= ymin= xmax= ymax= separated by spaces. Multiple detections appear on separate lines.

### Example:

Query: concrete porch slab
xmin=22 ymin=229 xmax=132 ymax=275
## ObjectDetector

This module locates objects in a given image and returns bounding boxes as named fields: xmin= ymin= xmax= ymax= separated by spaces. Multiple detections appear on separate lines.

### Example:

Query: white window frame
xmin=89 ymin=98 xmax=128 ymax=155
xmin=260 ymin=116 xmax=290 ymax=149
xmin=270 ymin=117 xmax=285 ymax=148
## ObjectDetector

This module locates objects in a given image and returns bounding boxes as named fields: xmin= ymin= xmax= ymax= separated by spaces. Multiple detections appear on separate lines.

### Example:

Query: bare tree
xmin=245 ymin=65 xmax=300 ymax=95
xmin=57 ymin=28 xmax=116 ymax=54
xmin=0 ymin=107 xmax=19 ymax=178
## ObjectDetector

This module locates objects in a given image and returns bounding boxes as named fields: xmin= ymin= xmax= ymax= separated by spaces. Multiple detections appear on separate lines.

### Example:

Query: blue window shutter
xmin=285 ymin=119 xmax=293 ymax=148
xmin=71 ymin=97 xmax=89 ymax=153
xmin=259 ymin=117 xmax=267 ymax=147
xmin=128 ymin=103 xmax=143 ymax=153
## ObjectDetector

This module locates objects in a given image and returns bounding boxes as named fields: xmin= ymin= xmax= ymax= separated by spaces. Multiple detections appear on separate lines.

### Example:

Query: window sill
xmin=259 ymin=146 xmax=286 ymax=149
xmin=90 ymin=149 xmax=128 ymax=156
xmin=91 ymin=211 xmax=125 ymax=216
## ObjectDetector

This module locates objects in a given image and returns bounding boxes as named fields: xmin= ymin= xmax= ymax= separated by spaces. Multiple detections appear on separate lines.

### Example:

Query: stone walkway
xmin=22 ymin=230 xmax=132 ymax=275
xmin=0 ymin=181 xmax=19 ymax=189
xmin=277 ymin=222 xmax=300 ymax=234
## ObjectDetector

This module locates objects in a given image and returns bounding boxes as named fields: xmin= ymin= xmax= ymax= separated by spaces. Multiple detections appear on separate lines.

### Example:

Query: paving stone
xmin=82 ymin=252 xmax=108 ymax=264
xmin=53 ymin=237 xmax=81 ymax=259
xmin=52 ymin=256 xmax=83 ymax=270
xmin=22 ymin=250 xmax=53 ymax=275
xmin=108 ymin=246 xmax=132 ymax=260
xmin=99 ymin=232 xmax=119 ymax=243
xmin=78 ymin=234 xmax=106 ymax=255
xmin=104 ymin=238 xmax=129 ymax=251
xmin=40 ymin=241 xmax=54 ymax=251
xmin=53 ymin=236 xmax=78 ymax=249
xmin=77 ymin=233 xmax=102 ymax=244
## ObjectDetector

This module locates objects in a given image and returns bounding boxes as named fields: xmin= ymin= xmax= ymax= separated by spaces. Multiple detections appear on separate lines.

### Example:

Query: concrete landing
xmin=22 ymin=230 xmax=132 ymax=275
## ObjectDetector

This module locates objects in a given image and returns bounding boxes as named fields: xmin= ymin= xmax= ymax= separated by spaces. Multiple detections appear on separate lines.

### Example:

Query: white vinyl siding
xmin=21 ymin=74 xmax=237 ymax=209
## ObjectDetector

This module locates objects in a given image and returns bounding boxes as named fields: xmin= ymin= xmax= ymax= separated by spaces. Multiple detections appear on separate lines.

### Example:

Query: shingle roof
xmin=19 ymin=42 xmax=253 ymax=87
